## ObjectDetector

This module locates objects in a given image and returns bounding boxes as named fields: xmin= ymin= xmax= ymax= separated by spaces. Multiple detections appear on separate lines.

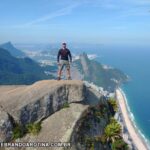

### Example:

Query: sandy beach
xmin=116 ymin=89 xmax=148 ymax=150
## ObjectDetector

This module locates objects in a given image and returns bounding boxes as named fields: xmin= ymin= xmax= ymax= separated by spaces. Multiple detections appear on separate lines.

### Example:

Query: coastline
xmin=115 ymin=88 xmax=149 ymax=150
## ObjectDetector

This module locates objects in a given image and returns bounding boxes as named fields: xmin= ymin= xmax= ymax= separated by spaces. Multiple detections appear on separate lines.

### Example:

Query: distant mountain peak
xmin=5 ymin=41 xmax=12 ymax=44
xmin=0 ymin=42 xmax=26 ymax=57
xmin=1 ymin=41 xmax=15 ymax=48
xmin=80 ymin=52 xmax=88 ymax=58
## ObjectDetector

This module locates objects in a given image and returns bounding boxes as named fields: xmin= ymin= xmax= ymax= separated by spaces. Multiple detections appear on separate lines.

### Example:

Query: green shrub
xmin=110 ymin=117 xmax=118 ymax=124
xmin=62 ymin=102 xmax=70 ymax=108
xmin=112 ymin=139 xmax=129 ymax=150
xmin=104 ymin=120 xmax=121 ymax=143
xmin=108 ymin=98 xmax=118 ymax=112
xmin=12 ymin=123 xmax=24 ymax=140
xmin=90 ymin=143 xmax=95 ymax=150
xmin=95 ymin=111 xmax=103 ymax=117
xmin=99 ymin=135 xmax=107 ymax=144
xmin=26 ymin=122 xmax=41 ymax=135
xmin=85 ymin=137 xmax=95 ymax=149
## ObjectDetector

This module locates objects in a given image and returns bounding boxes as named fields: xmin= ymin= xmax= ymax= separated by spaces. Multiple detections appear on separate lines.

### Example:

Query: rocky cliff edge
xmin=0 ymin=80 xmax=107 ymax=150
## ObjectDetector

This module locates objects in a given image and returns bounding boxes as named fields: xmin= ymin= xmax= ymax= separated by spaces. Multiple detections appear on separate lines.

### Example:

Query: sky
xmin=0 ymin=0 xmax=150 ymax=45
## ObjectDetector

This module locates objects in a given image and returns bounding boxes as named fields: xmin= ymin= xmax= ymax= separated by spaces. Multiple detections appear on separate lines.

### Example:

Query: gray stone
xmin=0 ymin=80 xmax=86 ymax=125
xmin=0 ymin=108 xmax=13 ymax=142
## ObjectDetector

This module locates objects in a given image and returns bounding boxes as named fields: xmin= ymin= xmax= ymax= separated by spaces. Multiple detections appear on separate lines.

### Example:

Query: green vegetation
xmin=108 ymin=98 xmax=118 ymax=112
xmin=85 ymin=137 xmax=95 ymax=149
xmin=74 ymin=99 xmax=129 ymax=150
xmin=12 ymin=121 xmax=42 ymax=140
xmin=74 ymin=103 xmax=109 ymax=149
xmin=26 ymin=122 xmax=42 ymax=135
xmin=90 ymin=103 xmax=108 ymax=120
xmin=104 ymin=119 xmax=121 ymax=143
xmin=12 ymin=123 xmax=24 ymax=140
xmin=98 ymin=117 xmax=129 ymax=150
xmin=112 ymin=139 xmax=129 ymax=150
xmin=62 ymin=102 xmax=70 ymax=108
xmin=99 ymin=135 xmax=107 ymax=144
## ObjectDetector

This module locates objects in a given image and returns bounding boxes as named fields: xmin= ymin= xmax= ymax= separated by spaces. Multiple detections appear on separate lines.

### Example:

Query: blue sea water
xmin=93 ymin=45 xmax=150 ymax=146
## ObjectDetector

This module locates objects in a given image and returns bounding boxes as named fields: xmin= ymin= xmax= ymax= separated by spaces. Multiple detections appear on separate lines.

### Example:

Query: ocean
xmin=93 ymin=45 xmax=150 ymax=147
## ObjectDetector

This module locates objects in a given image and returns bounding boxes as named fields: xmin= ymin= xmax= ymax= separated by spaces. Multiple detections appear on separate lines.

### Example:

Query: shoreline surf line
xmin=116 ymin=88 xmax=149 ymax=150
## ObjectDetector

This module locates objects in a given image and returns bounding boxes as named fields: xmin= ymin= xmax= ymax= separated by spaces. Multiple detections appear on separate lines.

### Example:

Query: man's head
xmin=62 ymin=42 xmax=67 ymax=49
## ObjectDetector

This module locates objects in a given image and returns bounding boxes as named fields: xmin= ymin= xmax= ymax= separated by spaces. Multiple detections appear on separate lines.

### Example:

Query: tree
xmin=104 ymin=121 xmax=121 ymax=143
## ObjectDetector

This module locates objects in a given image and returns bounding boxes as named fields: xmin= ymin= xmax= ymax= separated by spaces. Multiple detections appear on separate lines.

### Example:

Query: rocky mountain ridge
xmin=73 ymin=53 xmax=128 ymax=92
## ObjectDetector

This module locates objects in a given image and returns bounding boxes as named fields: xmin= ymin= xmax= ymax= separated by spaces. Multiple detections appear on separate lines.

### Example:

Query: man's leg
xmin=57 ymin=64 xmax=64 ymax=80
xmin=57 ymin=69 xmax=62 ymax=80
xmin=66 ymin=68 xmax=71 ymax=79
xmin=66 ymin=62 xmax=71 ymax=80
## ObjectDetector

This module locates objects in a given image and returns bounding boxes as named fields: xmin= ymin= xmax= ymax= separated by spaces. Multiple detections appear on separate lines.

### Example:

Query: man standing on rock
xmin=57 ymin=42 xmax=72 ymax=80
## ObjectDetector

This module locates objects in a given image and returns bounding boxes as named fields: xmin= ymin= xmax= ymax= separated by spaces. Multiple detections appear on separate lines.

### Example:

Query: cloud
xmin=13 ymin=0 xmax=150 ymax=29
xmin=83 ymin=0 xmax=150 ymax=10
xmin=17 ymin=3 xmax=79 ymax=28
xmin=90 ymin=0 xmax=150 ymax=17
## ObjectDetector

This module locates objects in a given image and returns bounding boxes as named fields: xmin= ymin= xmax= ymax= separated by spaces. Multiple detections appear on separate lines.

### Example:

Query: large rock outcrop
xmin=0 ymin=80 xmax=86 ymax=142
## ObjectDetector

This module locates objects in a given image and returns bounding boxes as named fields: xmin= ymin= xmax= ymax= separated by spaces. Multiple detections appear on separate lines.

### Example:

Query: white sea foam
xmin=119 ymin=88 xmax=150 ymax=149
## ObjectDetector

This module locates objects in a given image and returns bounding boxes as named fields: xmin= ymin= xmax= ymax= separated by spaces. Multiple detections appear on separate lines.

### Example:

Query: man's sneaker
xmin=57 ymin=77 xmax=61 ymax=81
xmin=67 ymin=76 xmax=72 ymax=80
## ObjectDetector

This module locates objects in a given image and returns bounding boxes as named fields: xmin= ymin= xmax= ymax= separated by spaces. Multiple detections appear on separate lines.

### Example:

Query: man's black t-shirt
xmin=57 ymin=48 xmax=72 ymax=62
